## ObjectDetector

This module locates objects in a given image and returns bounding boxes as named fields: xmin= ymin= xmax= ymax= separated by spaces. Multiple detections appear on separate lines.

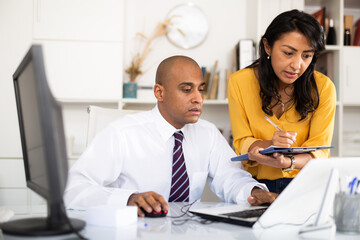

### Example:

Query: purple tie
xmin=169 ymin=131 xmax=190 ymax=202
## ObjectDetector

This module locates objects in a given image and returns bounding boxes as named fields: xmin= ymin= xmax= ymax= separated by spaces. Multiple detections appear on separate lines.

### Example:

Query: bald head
xmin=155 ymin=56 xmax=201 ymax=86
xmin=153 ymin=55 xmax=204 ymax=129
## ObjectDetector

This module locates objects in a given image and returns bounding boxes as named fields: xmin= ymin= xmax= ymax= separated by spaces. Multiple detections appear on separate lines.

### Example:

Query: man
xmin=64 ymin=56 xmax=277 ymax=217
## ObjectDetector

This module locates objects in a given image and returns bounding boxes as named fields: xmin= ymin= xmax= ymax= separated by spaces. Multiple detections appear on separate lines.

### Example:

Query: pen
xmin=264 ymin=116 xmax=282 ymax=131
xmin=356 ymin=179 xmax=360 ymax=195
xmin=349 ymin=177 xmax=357 ymax=195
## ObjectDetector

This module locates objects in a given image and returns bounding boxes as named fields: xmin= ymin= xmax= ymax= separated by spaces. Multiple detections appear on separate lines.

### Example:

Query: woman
xmin=228 ymin=9 xmax=336 ymax=193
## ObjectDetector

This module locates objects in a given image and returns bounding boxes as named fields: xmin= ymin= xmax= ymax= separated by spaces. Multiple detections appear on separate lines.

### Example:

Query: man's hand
xmin=127 ymin=191 xmax=169 ymax=217
xmin=247 ymin=187 xmax=278 ymax=206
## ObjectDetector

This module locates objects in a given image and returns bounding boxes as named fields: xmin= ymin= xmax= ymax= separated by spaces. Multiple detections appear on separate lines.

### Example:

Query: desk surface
xmin=1 ymin=202 xmax=359 ymax=240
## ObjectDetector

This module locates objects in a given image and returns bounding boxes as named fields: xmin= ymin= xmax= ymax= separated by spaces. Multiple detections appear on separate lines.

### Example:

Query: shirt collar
xmin=152 ymin=105 xmax=190 ymax=142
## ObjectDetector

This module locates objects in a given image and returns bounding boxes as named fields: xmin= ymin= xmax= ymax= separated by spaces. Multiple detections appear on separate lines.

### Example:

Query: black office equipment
xmin=0 ymin=45 xmax=85 ymax=236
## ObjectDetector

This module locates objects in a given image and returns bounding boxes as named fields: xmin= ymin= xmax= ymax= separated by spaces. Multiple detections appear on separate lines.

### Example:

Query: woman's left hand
xmin=248 ymin=146 xmax=291 ymax=168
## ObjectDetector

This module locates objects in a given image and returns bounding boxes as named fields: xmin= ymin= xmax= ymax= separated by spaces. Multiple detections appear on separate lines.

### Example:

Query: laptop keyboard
xmin=221 ymin=208 xmax=267 ymax=219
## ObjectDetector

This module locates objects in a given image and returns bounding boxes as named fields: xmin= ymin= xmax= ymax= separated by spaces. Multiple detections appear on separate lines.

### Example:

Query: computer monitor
xmin=0 ymin=45 xmax=85 ymax=236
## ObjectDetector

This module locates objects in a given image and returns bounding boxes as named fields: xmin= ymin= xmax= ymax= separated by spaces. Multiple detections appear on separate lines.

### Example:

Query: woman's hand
xmin=272 ymin=131 xmax=297 ymax=147
xmin=248 ymin=146 xmax=292 ymax=169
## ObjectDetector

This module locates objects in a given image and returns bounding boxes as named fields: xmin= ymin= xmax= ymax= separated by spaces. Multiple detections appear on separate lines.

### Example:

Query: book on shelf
xmin=315 ymin=51 xmax=334 ymax=81
xmin=205 ymin=60 xmax=218 ymax=99
xmin=353 ymin=18 xmax=360 ymax=46
xmin=344 ymin=15 xmax=354 ymax=45
xmin=233 ymin=39 xmax=255 ymax=71
xmin=324 ymin=17 xmax=329 ymax=38
xmin=203 ymin=70 xmax=211 ymax=93
xmin=201 ymin=67 xmax=206 ymax=78
xmin=312 ymin=7 xmax=325 ymax=28
xmin=202 ymin=62 xmax=232 ymax=100
xmin=217 ymin=71 xmax=226 ymax=100
xmin=208 ymin=72 xmax=219 ymax=100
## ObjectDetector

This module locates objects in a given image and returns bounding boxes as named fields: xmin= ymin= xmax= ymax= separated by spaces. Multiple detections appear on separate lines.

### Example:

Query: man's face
xmin=156 ymin=61 xmax=205 ymax=129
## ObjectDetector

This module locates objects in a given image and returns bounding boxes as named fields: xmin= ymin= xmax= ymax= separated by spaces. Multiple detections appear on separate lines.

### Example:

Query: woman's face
xmin=264 ymin=31 xmax=315 ymax=87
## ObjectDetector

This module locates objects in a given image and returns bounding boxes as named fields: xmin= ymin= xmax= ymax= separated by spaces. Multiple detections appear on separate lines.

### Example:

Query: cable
xmin=61 ymin=200 xmax=87 ymax=240
xmin=256 ymin=212 xmax=317 ymax=229
xmin=167 ymin=200 xmax=197 ymax=219
xmin=64 ymin=214 xmax=87 ymax=240
xmin=168 ymin=201 xmax=214 ymax=226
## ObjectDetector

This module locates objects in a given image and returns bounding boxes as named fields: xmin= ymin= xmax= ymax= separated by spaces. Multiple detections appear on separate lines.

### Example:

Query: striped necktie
xmin=168 ymin=131 xmax=190 ymax=202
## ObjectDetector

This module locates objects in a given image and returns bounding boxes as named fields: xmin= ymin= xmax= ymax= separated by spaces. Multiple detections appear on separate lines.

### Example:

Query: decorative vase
xmin=123 ymin=82 xmax=137 ymax=98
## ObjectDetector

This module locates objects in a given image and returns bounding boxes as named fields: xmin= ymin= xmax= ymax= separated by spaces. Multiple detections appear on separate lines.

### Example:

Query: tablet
xmin=231 ymin=146 xmax=333 ymax=161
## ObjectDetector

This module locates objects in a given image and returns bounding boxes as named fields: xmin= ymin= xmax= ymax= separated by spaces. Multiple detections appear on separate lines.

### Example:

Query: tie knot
xmin=174 ymin=131 xmax=184 ymax=143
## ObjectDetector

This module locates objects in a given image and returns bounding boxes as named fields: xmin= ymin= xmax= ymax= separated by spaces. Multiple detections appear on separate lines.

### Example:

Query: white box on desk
xmin=86 ymin=205 xmax=137 ymax=227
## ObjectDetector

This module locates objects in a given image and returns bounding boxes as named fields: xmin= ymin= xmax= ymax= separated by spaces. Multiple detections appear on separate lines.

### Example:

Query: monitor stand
xmin=0 ymin=217 xmax=85 ymax=236
xmin=0 ymin=202 xmax=85 ymax=236
xmin=298 ymin=168 xmax=338 ymax=239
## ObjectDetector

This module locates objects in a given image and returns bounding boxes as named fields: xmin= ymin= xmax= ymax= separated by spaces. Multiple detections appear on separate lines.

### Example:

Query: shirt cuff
xmin=234 ymin=182 xmax=269 ymax=204
xmin=241 ymin=137 xmax=261 ymax=154
xmin=107 ymin=188 xmax=138 ymax=207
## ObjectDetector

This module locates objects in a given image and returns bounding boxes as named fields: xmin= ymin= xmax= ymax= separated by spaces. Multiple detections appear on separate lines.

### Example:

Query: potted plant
xmin=123 ymin=16 xmax=182 ymax=98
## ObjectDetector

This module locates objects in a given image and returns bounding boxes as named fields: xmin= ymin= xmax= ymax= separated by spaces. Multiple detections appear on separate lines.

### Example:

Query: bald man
xmin=65 ymin=56 xmax=277 ymax=217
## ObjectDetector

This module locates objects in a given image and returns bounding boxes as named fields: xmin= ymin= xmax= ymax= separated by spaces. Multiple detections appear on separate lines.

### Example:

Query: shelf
xmin=204 ymin=99 xmax=228 ymax=105
xmin=57 ymin=98 xmax=120 ymax=104
xmin=121 ymin=98 xmax=155 ymax=104
xmin=305 ymin=0 xmax=329 ymax=7
xmin=343 ymin=103 xmax=360 ymax=107
xmin=121 ymin=98 xmax=228 ymax=105
xmin=343 ymin=46 xmax=360 ymax=49
xmin=325 ymin=45 xmax=341 ymax=51
xmin=57 ymin=99 xmax=120 ymax=109
xmin=345 ymin=0 xmax=360 ymax=9
xmin=68 ymin=155 xmax=81 ymax=160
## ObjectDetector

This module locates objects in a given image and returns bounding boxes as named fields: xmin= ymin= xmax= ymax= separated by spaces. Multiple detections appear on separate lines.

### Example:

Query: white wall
xmin=0 ymin=0 xmax=298 ymax=211
xmin=0 ymin=0 xmax=34 ymax=212
xmin=0 ymin=0 xmax=33 ymax=158
xmin=0 ymin=0 xmax=253 ymax=212
xmin=123 ymin=0 xmax=249 ymax=86
xmin=0 ymin=0 xmax=253 ymax=159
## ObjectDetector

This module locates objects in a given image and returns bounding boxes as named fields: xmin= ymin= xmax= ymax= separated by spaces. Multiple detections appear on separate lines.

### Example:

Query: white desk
xmin=1 ymin=202 xmax=359 ymax=240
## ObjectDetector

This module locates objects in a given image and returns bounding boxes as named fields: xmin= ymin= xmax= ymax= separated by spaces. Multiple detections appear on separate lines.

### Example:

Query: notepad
xmin=231 ymin=145 xmax=333 ymax=161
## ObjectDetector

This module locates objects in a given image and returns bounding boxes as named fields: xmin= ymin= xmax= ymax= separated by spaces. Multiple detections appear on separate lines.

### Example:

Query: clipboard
xmin=231 ymin=145 xmax=333 ymax=161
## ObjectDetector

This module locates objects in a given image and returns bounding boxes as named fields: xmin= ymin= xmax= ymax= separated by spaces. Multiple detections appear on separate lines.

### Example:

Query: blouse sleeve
xmin=228 ymin=72 xmax=260 ymax=169
xmin=302 ymin=73 xmax=336 ymax=158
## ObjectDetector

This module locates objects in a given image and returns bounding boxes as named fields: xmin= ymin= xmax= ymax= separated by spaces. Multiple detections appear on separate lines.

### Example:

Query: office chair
xmin=86 ymin=105 xmax=140 ymax=146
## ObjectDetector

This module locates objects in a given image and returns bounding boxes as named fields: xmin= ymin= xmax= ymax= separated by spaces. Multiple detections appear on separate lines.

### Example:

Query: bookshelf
xmin=120 ymin=98 xmax=232 ymax=146
xmin=247 ymin=0 xmax=360 ymax=157
xmin=303 ymin=0 xmax=360 ymax=157
xmin=121 ymin=98 xmax=228 ymax=106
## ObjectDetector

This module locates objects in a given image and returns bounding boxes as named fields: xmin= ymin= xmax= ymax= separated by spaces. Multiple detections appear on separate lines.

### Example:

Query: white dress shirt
xmin=64 ymin=106 xmax=267 ymax=209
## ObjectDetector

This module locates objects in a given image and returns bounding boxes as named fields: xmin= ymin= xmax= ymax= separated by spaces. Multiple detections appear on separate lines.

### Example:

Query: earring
xmin=267 ymin=55 xmax=270 ymax=59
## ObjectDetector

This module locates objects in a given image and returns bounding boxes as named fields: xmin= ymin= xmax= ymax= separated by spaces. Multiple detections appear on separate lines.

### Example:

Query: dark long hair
xmin=249 ymin=9 xmax=325 ymax=121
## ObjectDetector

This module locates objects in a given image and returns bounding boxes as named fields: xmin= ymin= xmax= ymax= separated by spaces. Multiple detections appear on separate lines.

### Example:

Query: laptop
xmin=190 ymin=158 xmax=360 ymax=229
xmin=189 ymin=202 xmax=268 ymax=227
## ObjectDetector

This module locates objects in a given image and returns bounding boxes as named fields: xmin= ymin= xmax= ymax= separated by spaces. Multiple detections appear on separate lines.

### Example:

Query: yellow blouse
xmin=228 ymin=68 xmax=336 ymax=180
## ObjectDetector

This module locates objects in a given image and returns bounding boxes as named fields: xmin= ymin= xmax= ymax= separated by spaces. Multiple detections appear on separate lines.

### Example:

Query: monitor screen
xmin=0 ymin=45 xmax=85 ymax=236
xmin=16 ymin=59 xmax=49 ymax=196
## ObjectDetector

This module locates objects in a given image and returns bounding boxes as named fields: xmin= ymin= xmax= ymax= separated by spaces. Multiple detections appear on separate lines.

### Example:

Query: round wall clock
xmin=166 ymin=3 xmax=208 ymax=49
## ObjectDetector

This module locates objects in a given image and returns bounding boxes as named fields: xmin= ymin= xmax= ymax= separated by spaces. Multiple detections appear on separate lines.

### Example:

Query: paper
xmin=231 ymin=145 xmax=333 ymax=161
